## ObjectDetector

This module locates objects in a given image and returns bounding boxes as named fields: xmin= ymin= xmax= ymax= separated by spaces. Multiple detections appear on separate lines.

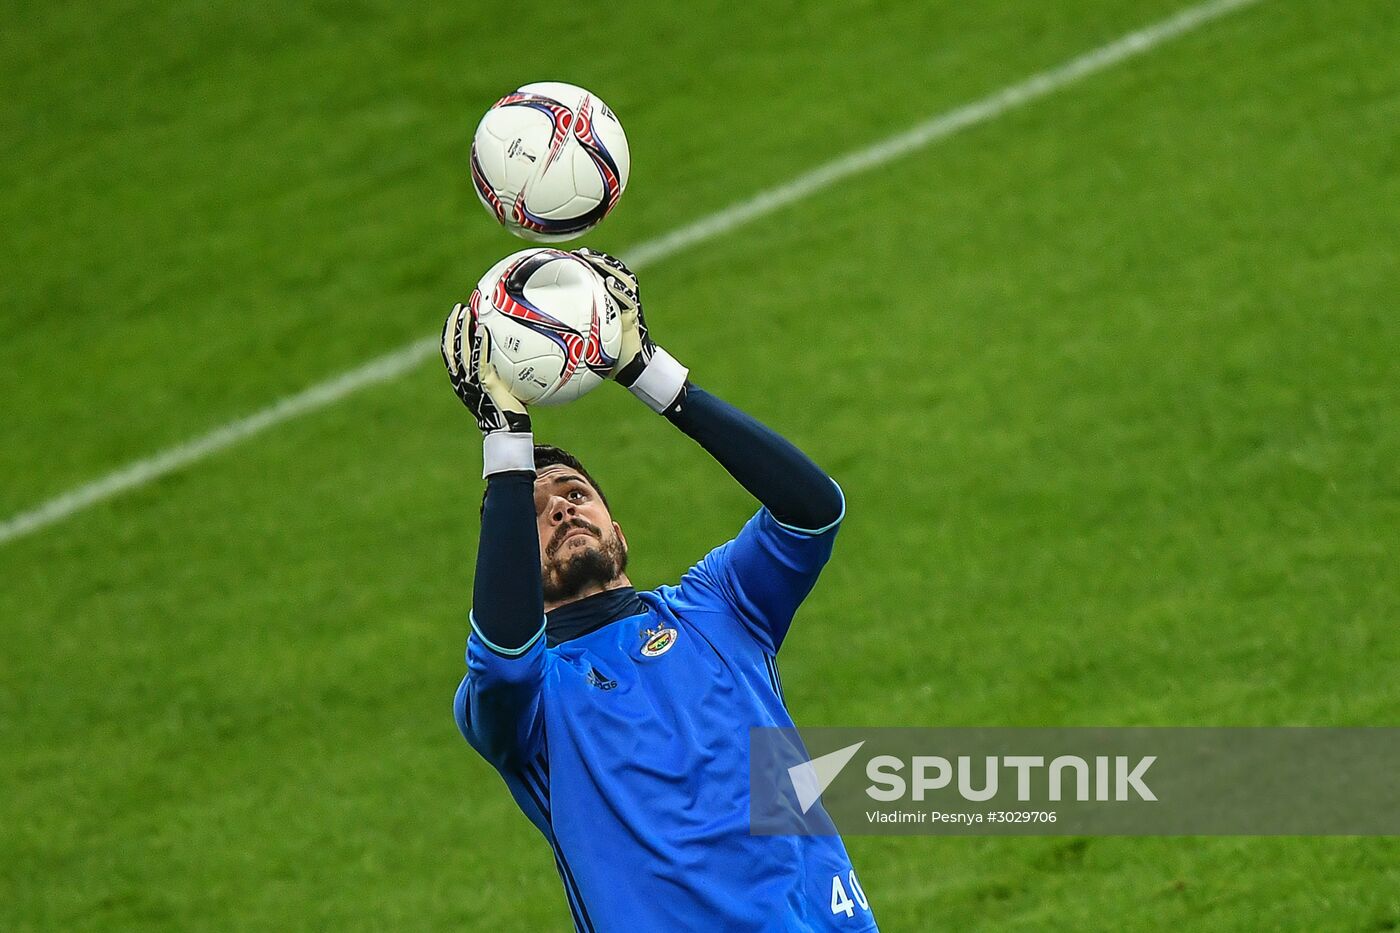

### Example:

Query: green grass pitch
xmin=2 ymin=0 xmax=1398 ymax=928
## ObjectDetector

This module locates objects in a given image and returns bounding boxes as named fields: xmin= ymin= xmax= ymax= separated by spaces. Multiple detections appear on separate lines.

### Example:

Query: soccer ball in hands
xmin=471 ymin=248 xmax=622 ymax=406
xmin=471 ymin=82 xmax=630 ymax=242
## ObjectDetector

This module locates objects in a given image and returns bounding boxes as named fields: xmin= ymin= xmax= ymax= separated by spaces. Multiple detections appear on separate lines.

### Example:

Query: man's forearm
xmin=472 ymin=470 xmax=544 ymax=652
xmin=666 ymin=385 xmax=843 ymax=531
xmin=569 ymin=248 xmax=840 ymax=530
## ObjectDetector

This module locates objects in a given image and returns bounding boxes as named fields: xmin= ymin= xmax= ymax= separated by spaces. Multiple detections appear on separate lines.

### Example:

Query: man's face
xmin=533 ymin=465 xmax=628 ymax=604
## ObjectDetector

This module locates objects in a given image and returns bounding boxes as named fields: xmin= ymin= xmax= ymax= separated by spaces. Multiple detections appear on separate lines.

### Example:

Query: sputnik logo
xmin=788 ymin=741 xmax=865 ymax=814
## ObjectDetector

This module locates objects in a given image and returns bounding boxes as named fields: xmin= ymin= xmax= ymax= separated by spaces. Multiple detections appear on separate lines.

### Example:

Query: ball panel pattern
xmin=470 ymin=248 xmax=622 ymax=406
xmin=469 ymin=83 xmax=630 ymax=242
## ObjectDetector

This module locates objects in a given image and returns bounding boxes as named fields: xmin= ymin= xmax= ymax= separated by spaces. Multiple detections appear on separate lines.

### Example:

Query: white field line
xmin=0 ymin=0 xmax=1263 ymax=547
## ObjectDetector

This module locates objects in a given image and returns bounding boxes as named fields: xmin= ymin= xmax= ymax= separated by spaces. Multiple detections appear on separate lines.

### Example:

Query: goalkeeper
xmin=443 ymin=250 xmax=877 ymax=932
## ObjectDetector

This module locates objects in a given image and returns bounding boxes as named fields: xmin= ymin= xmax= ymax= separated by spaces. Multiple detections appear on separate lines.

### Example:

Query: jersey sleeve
xmin=453 ymin=614 xmax=548 ymax=769
xmin=678 ymin=484 xmax=844 ymax=654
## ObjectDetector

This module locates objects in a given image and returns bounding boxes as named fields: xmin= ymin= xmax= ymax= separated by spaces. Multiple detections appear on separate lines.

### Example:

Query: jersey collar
xmin=546 ymin=586 xmax=648 ymax=646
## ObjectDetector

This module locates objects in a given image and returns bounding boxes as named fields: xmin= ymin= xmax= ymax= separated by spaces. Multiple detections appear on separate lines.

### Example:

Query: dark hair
xmin=479 ymin=444 xmax=610 ymax=513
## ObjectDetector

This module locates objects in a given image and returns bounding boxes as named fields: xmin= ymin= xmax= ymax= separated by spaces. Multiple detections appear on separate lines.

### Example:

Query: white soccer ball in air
xmin=470 ymin=82 xmax=631 ymax=242
xmin=470 ymin=248 xmax=622 ymax=407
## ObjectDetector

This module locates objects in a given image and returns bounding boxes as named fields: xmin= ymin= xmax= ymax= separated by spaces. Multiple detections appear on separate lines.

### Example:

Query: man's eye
xmin=569 ymin=490 xmax=585 ymax=501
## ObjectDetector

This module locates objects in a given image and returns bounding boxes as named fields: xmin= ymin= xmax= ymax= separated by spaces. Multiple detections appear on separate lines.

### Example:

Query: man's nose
xmin=548 ymin=496 xmax=576 ymax=524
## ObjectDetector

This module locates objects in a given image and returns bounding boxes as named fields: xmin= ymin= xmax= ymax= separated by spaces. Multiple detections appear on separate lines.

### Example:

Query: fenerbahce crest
xmin=639 ymin=625 xmax=678 ymax=658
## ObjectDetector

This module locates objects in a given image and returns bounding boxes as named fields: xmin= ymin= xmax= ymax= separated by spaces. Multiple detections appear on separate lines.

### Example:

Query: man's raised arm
xmin=442 ymin=300 xmax=546 ymax=767
xmin=666 ymin=387 xmax=844 ymax=534
xmin=574 ymin=249 xmax=843 ymax=532
xmin=575 ymin=250 xmax=845 ymax=652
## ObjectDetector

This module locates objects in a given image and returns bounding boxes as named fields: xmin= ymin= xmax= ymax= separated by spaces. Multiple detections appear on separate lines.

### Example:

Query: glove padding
xmin=573 ymin=248 xmax=689 ymax=413
xmin=441 ymin=298 xmax=531 ymax=437
xmin=572 ymin=248 xmax=653 ymax=386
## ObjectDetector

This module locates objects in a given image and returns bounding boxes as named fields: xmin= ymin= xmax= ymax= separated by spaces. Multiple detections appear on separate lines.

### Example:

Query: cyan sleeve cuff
xmin=770 ymin=479 xmax=846 ymax=535
xmin=469 ymin=611 xmax=547 ymax=657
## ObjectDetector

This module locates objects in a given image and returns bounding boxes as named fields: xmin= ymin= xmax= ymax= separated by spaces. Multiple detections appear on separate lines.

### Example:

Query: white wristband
xmin=482 ymin=431 xmax=535 ymax=478
xmin=628 ymin=347 xmax=689 ymax=413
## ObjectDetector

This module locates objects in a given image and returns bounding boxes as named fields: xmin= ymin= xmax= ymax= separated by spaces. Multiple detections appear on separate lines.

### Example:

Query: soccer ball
xmin=470 ymin=82 xmax=630 ymax=242
xmin=470 ymin=248 xmax=622 ymax=407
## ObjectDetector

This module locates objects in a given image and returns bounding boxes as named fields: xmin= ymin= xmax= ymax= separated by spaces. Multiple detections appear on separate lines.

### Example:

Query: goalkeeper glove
xmin=573 ymin=248 xmax=688 ymax=413
xmin=441 ymin=299 xmax=534 ymax=476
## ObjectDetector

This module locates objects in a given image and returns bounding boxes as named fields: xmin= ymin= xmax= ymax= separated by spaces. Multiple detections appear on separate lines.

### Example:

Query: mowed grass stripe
xmin=0 ymin=0 xmax=1267 ymax=548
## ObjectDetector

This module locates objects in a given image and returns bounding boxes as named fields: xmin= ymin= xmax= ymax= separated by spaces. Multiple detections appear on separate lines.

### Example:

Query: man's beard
xmin=541 ymin=520 xmax=628 ymax=603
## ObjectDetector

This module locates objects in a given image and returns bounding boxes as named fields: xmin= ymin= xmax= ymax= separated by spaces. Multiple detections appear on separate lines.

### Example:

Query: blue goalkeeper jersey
xmin=454 ymin=502 xmax=878 ymax=932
